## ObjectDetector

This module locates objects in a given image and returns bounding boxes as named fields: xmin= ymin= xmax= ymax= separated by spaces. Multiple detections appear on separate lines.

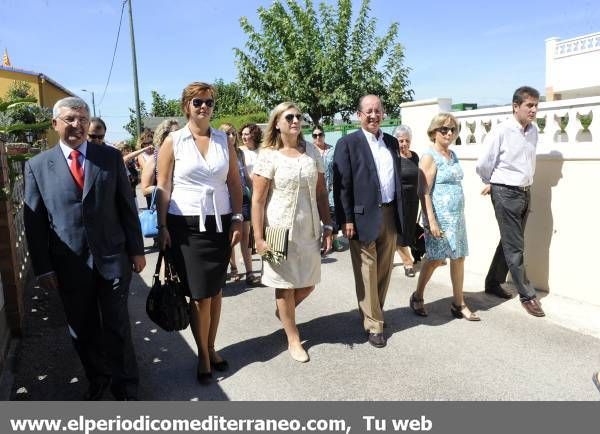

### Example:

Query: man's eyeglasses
xmin=284 ymin=113 xmax=302 ymax=123
xmin=359 ymin=110 xmax=383 ymax=118
xmin=436 ymin=127 xmax=456 ymax=135
xmin=88 ymin=134 xmax=104 ymax=140
xmin=58 ymin=116 xmax=89 ymax=126
xmin=192 ymin=98 xmax=214 ymax=108
xmin=312 ymin=132 xmax=324 ymax=138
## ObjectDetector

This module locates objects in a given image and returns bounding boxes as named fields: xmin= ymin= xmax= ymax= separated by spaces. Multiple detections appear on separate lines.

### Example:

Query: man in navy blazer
xmin=24 ymin=97 xmax=146 ymax=400
xmin=333 ymin=94 xmax=404 ymax=348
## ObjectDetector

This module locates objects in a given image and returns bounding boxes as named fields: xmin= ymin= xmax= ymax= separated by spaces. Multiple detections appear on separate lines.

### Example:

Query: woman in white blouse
xmin=252 ymin=102 xmax=333 ymax=363
xmin=239 ymin=123 xmax=262 ymax=177
xmin=156 ymin=82 xmax=243 ymax=384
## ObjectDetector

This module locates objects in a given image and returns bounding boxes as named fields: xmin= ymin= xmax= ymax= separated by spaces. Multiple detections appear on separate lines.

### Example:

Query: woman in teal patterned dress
xmin=409 ymin=113 xmax=480 ymax=321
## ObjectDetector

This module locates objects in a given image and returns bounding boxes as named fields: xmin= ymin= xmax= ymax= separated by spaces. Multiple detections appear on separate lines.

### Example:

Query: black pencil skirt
xmin=167 ymin=213 xmax=232 ymax=300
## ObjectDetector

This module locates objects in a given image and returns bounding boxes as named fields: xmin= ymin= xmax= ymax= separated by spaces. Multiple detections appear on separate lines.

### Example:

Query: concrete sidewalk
xmin=3 ymin=188 xmax=600 ymax=401
xmin=2 ymin=234 xmax=600 ymax=401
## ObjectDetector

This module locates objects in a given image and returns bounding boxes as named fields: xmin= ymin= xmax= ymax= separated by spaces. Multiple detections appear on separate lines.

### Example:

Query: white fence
xmin=453 ymin=96 xmax=600 ymax=149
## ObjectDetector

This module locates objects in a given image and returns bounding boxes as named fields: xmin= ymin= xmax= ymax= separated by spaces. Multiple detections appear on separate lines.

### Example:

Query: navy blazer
xmin=24 ymin=142 xmax=144 ymax=280
xmin=332 ymin=129 xmax=404 ymax=242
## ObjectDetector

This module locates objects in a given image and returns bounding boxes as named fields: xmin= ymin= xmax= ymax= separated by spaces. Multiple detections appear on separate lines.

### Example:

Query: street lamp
xmin=81 ymin=89 xmax=96 ymax=117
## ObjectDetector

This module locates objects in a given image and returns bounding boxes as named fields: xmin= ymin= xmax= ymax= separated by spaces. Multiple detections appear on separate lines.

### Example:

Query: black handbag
xmin=146 ymin=251 xmax=190 ymax=332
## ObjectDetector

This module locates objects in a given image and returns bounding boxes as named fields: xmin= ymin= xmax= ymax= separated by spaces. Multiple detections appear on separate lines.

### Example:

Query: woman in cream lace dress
xmin=252 ymin=102 xmax=333 ymax=363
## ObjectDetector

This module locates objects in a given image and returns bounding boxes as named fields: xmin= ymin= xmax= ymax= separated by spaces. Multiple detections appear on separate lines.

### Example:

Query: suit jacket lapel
xmin=83 ymin=142 xmax=101 ymax=199
xmin=49 ymin=144 xmax=81 ymax=195
xmin=357 ymin=131 xmax=382 ymax=199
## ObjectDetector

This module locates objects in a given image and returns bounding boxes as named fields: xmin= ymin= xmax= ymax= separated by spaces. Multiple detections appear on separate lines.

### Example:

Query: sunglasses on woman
xmin=436 ymin=127 xmax=456 ymax=135
xmin=312 ymin=132 xmax=324 ymax=138
xmin=284 ymin=113 xmax=302 ymax=123
xmin=192 ymin=98 xmax=214 ymax=108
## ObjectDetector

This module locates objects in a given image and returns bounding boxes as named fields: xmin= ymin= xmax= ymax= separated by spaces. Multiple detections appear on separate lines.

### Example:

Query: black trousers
xmin=485 ymin=184 xmax=536 ymax=301
xmin=53 ymin=252 xmax=138 ymax=398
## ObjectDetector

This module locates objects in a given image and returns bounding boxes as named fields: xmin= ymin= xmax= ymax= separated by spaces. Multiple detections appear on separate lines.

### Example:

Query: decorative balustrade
xmin=554 ymin=32 xmax=600 ymax=58
xmin=452 ymin=95 xmax=600 ymax=147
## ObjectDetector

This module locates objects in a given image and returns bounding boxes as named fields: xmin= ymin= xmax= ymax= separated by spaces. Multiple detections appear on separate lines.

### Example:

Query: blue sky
xmin=1 ymin=0 xmax=598 ymax=142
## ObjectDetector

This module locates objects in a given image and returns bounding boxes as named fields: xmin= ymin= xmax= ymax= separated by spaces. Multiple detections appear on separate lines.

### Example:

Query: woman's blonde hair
xmin=427 ymin=113 xmax=459 ymax=143
xmin=153 ymin=119 xmax=179 ymax=148
xmin=219 ymin=123 xmax=240 ymax=149
xmin=262 ymin=101 xmax=306 ymax=150
xmin=181 ymin=82 xmax=216 ymax=119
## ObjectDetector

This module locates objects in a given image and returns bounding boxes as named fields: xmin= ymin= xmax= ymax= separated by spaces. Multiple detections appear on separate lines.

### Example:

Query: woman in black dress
xmin=394 ymin=125 xmax=420 ymax=277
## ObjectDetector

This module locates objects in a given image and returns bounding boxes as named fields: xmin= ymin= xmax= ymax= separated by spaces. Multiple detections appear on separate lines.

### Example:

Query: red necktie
xmin=69 ymin=149 xmax=84 ymax=191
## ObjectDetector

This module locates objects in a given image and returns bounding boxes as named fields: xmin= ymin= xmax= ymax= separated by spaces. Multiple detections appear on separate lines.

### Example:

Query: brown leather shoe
xmin=521 ymin=299 xmax=545 ymax=317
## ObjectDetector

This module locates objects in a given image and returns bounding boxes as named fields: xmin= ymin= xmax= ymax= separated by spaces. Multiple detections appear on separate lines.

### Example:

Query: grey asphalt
xmin=2 ymin=194 xmax=600 ymax=401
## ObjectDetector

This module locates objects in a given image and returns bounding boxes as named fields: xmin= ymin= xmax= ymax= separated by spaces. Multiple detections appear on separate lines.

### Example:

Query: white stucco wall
xmin=546 ymin=33 xmax=600 ymax=98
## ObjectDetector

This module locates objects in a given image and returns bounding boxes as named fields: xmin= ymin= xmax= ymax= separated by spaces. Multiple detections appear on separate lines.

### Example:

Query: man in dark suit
xmin=333 ymin=94 xmax=404 ymax=348
xmin=24 ymin=97 xmax=146 ymax=400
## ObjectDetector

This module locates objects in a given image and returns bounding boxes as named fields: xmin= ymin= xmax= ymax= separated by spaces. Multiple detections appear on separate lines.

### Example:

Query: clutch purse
xmin=249 ymin=226 xmax=290 ymax=264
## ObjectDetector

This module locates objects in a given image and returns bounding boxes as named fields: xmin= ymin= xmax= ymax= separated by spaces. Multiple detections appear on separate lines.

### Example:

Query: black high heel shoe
xmin=450 ymin=303 xmax=481 ymax=321
xmin=197 ymin=369 xmax=212 ymax=385
xmin=210 ymin=359 xmax=229 ymax=372
xmin=209 ymin=347 xmax=229 ymax=372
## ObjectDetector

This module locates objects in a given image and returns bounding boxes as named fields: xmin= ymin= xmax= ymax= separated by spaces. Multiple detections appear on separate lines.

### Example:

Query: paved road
xmin=3 ymin=193 xmax=600 ymax=401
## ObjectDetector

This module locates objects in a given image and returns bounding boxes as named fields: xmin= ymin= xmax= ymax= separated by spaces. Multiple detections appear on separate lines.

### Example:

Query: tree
xmin=0 ymin=81 xmax=52 ymax=144
xmin=124 ymin=81 xmax=268 ymax=141
xmin=234 ymin=0 xmax=413 ymax=125
xmin=150 ymin=91 xmax=182 ymax=117
xmin=123 ymin=100 xmax=148 ymax=139
xmin=213 ymin=79 xmax=267 ymax=116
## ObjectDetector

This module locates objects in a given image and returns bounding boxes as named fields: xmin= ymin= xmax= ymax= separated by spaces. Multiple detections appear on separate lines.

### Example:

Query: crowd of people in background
xmin=24 ymin=83 xmax=556 ymax=400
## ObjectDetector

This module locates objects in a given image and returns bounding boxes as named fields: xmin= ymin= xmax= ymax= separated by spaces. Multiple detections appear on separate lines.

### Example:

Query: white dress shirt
xmin=476 ymin=116 xmax=537 ymax=187
xmin=59 ymin=140 xmax=87 ymax=170
xmin=362 ymin=128 xmax=396 ymax=203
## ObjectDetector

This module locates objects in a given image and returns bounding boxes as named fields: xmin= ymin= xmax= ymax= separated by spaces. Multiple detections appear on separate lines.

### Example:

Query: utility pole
xmin=127 ymin=0 xmax=142 ymax=137
xmin=81 ymin=89 xmax=96 ymax=117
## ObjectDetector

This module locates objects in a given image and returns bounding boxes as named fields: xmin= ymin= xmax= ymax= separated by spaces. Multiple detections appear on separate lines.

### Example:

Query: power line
xmin=98 ymin=0 xmax=127 ymax=109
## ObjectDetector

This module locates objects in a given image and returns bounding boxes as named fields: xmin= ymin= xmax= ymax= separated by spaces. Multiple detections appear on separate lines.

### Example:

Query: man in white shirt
xmin=476 ymin=86 xmax=544 ymax=317
xmin=333 ymin=95 xmax=405 ymax=347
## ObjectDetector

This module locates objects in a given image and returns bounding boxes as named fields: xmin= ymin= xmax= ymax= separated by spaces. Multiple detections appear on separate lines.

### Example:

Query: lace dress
xmin=421 ymin=147 xmax=468 ymax=260
xmin=253 ymin=146 xmax=324 ymax=288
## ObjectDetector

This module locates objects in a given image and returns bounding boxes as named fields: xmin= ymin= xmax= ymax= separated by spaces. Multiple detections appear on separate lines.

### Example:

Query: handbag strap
xmin=163 ymin=250 xmax=179 ymax=281
xmin=149 ymin=186 xmax=158 ymax=210
xmin=154 ymin=250 xmax=164 ymax=277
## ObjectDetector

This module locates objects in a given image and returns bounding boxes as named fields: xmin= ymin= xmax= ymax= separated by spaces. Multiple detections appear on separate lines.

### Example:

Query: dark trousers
xmin=54 ymin=253 xmax=138 ymax=398
xmin=485 ymin=184 xmax=536 ymax=301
